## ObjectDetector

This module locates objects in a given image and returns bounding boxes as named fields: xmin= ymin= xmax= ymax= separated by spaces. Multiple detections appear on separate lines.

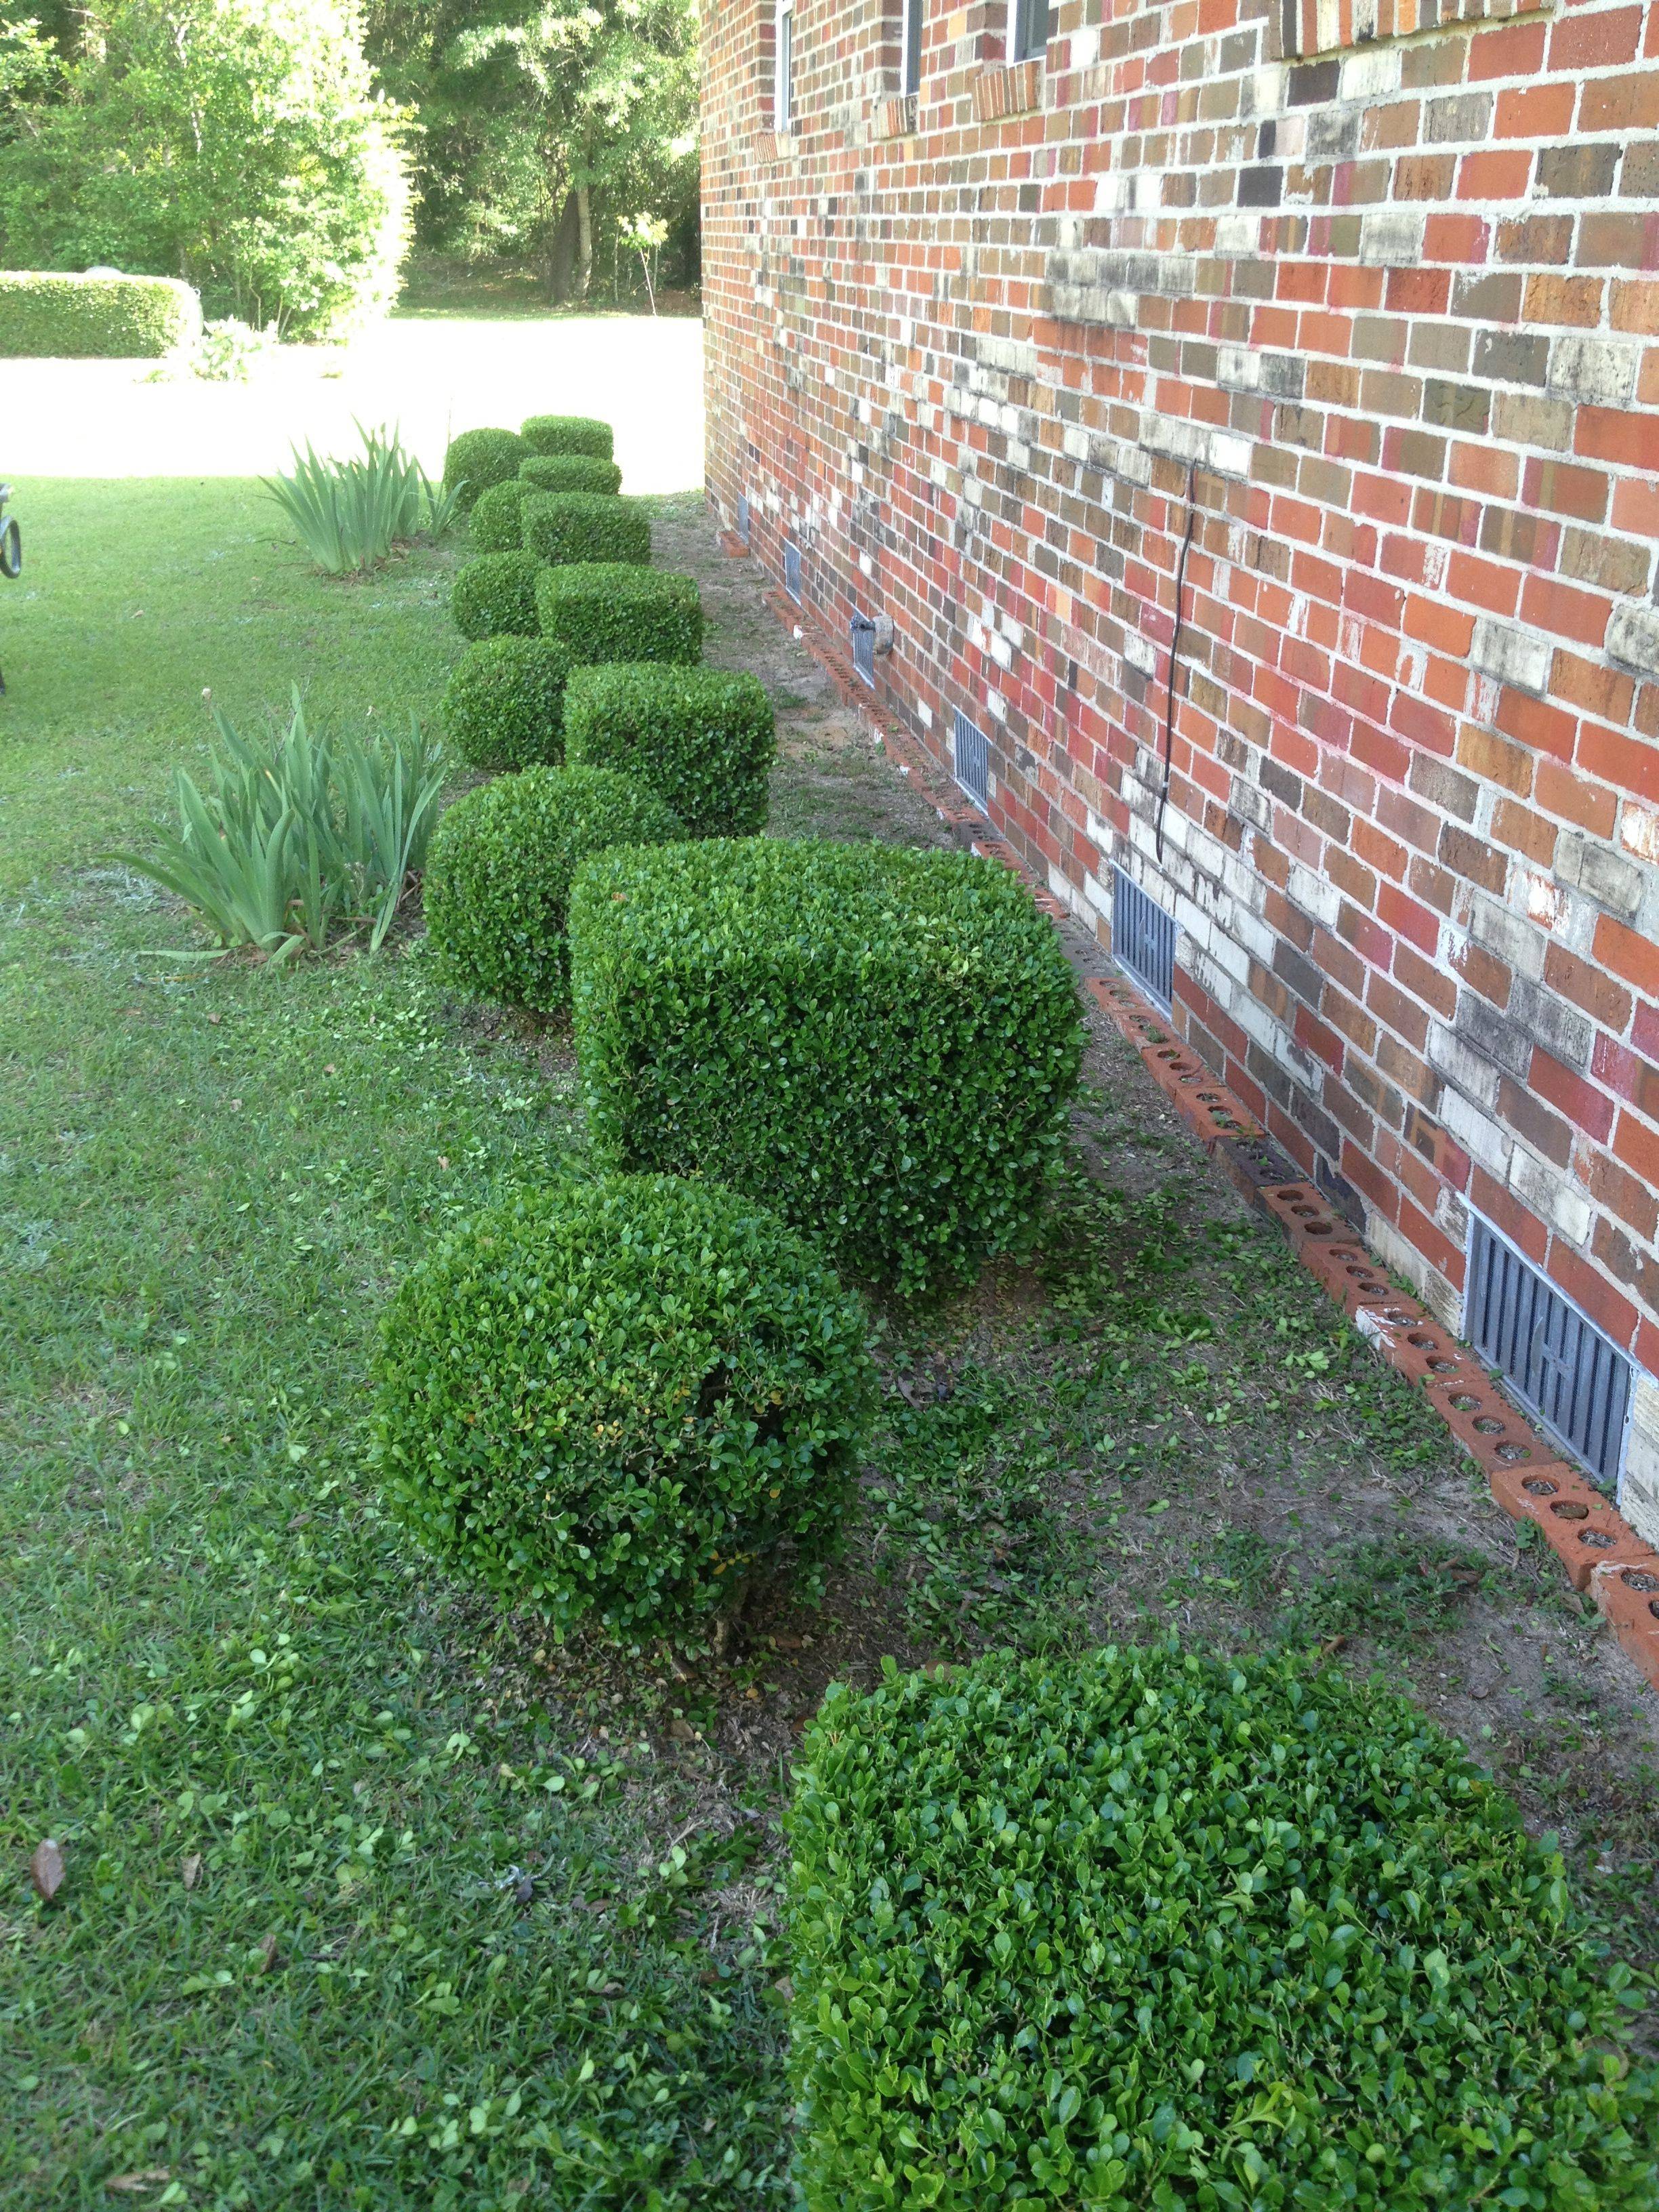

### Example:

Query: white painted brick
xmin=1359 ymin=211 xmax=1425 ymax=268
xmin=1470 ymin=615 xmax=1551 ymax=695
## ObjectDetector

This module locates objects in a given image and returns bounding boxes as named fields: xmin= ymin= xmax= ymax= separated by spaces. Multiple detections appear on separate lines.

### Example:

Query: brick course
xmin=703 ymin=0 xmax=1659 ymax=1541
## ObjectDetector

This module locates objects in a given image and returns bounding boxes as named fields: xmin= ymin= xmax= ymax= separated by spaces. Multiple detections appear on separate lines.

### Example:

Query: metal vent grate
xmin=1111 ymin=865 xmax=1176 ymax=1011
xmin=851 ymin=615 xmax=876 ymax=687
xmin=784 ymin=543 xmax=802 ymax=602
xmin=1466 ymin=1216 xmax=1632 ymax=1488
xmin=952 ymin=708 xmax=989 ymax=808
xmin=735 ymin=495 xmax=750 ymax=547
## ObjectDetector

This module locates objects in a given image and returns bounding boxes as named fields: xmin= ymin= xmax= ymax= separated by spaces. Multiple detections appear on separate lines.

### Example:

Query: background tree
xmin=0 ymin=0 xmax=410 ymax=336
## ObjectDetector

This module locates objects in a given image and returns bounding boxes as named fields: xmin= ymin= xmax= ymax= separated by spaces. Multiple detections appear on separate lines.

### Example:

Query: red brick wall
xmin=702 ymin=0 xmax=1659 ymax=1536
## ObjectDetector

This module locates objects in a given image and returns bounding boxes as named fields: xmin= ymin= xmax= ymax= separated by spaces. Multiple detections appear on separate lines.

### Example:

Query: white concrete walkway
xmin=0 ymin=313 xmax=705 ymax=493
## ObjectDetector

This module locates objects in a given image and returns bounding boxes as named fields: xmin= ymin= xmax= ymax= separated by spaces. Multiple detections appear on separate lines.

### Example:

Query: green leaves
xmin=266 ymin=423 xmax=458 ymax=577
xmin=442 ymin=427 xmax=529 ymax=511
xmin=787 ymin=1644 xmax=1659 ymax=2211
xmin=523 ymin=490 xmax=652 ymax=567
xmin=534 ymin=562 xmax=704 ymax=665
xmin=565 ymin=663 xmax=776 ymax=838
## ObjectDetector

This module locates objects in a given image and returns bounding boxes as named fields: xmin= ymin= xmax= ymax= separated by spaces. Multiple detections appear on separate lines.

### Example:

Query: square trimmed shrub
xmin=440 ymin=636 xmax=574 ymax=771
xmin=535 ymin=564 xmax=702 ymax=667
xmin=787 ymin=1641 xmax=1659 ymax=2211
xmin=453 ymin=551 xmax=541 ymax=640
xmin=469 ymin=478 xmax=530 ymax=552
xmin=0 ymin=271 xmax=201 ymax=357
xmin=564 ymin=664 xmax=775 ymax=838
xmin=520 ymin=453 xmax=622 ymax=495
xmin=520 ymin=414 xmax=613 ymax=460
xmin=569 ymin=838 xmax=1084 ymax=1292
xmin=522 ymin=491 xmax=651 ymax=567
xmin=443 ymin=428 xmax=528 ymax=512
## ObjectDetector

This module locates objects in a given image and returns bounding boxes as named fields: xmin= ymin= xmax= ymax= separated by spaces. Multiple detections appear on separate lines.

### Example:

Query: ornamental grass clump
xmin=569 ymin=838 xmax=1082 ymax=1292
xmin=372 ymin=1174 xmax=875 ymax=1641
xmin=424 ymin=764 xmax=681 ymax=1014
xmin=520 ymin=453 xmax=622 ymax=496
xmin=265 ymin=424 xmax=460 ymax=577
xmin=534 ymin=564 xmax=702 ymax=666
xmin=788 ymin=1641 xmax=1659 ymax=2212
xmin=522 ymin=491 xmax=651 ymax=567
xmin=440 ymin=635 xmax=573 ymax=771
xmin=564 ymin=664 xmax=775 ymax=837
xmin=452 ymin=551 xmax=542 ymax=640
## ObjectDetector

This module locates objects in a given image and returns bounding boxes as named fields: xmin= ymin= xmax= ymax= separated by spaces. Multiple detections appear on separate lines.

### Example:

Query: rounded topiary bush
xmin=443 ymin=427 xmax=529 ymax=512
xmin=565 ymin=663 xmax=775 ymax=837
xmin=535 ymin=564 xmax=703 ymax=666
xmin=470 ymin=477 xmax=530 ymax=552
xmin=789 ymin=1641 xmax=1659 ymax=2212
xmin=452 ymin=551 xmax=542 ymax=640
xmin=520 ymin=413 xmax=613 ymax=460
xmin=522 ymin=491 xmax=651 ymax=567
xmin=373 ymin=1174 xmax=876 ymax=1639
xmin=520 ymin=453 xmax=622 ymax=496
xmin=440 ymin=636 xmax=575 ymax=772
xmin=424 ymin=764 xmax=682 ymax=1013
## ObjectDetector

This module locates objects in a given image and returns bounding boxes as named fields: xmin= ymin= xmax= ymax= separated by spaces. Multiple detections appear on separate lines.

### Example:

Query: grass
xmin=3 ymin=476 xmax=1656 ymax=2209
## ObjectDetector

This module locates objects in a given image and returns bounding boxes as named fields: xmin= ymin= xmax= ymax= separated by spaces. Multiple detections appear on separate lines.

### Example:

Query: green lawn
xmin=3 ymin=476 xmax=1655 ymax=2211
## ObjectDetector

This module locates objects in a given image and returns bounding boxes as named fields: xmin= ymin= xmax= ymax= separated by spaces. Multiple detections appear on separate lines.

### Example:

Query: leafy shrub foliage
xmin=265 ymin=424 xmax=458 ymax=577
xmin=116 ymin=691 xmax=444 ymax=960
xmin=470 ymin=478 xmax=529 ymax=552
xmin=522 ymin=491 xmax=651 ymax=567
xmin=443 ymin=428 xmax=529 ymax=512
xmin=440 ymin=636 xmax=574 ymax=773
xmin=373 ymin=1174 xmax=875 ymax=1639
xmin=425 ymin=764 xmax=681 ymax=1014
xmin=564 ymin=664 xmax=774 ymax=838
xmin=534 ymin=564 xmax=702 ymax=666
xmin=520 ymin=453 xmax=623 ymax=496
xmin=520 ymin=414 xmax=613 ymax=460
xmin=0 ymin=271 xmax=200 ymax=357
xmin=453 ymin=552 xmax=543 ymax=640
xmin=788 ymin=1641 xmax=1659 ymax=2211
xmin=569 ymin=840 xmax=1082 ymax=1292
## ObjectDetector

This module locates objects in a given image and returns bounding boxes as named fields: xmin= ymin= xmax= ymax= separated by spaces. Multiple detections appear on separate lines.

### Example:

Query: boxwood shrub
xmin=372 ymin=1173 xmax=874 ymax=1639
xmin=521 ymin=413 xmax=613 ymax=460
xmin=522 ymin=491 xmax=651 ymax=568
xmin=788 ymin=1641 xmax=1659 ymax=2212
xmin=520 ymin=453 xmax=622 ymax=496
xmin=424 ymin=764 xmax=682 ymax=1014
xmin=440 ymin=636 xmax=574 ymax=771
xmin=569 ymin=839 xmax=1082 ymax=1292
xmin=535 ymin=564 xmax=702 ymax=667
xmin=565 ymin=664 xmax=775 ymax=838
xmin=470 ymin=478 xmax=530 ymax=552
xmin=443 ymin=428 xmax=528 ymax=512
xmin=452 ymin=551 xmax=542 ymax=640
xmin=0 ymin=271 xmax=201 ymax=357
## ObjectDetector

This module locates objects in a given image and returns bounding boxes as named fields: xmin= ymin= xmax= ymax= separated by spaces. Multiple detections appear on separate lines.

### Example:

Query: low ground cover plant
xmin=521 ymin=413 xmax=613 ymax=459
xmin=570 ymin=838 xmax=1083 ymax=1291
xmin=565 ymin=665 xmax=775 ymax=837
xmin=788 ymin=1641 xmax=1659 ymax=2211
xmin=424 ymin=764 xmax=681 ymax=1014
xmin=469 ymin=477 xmax=531 ymax=551
xmin=0 ymin=270 xmax=201 ymax=356
xmin=441 ymin=635 xmax=573 ymax=771
xmin=535 ymin=564 xmax=702 ymax=665
xmin=372 ymin=1174 xmax=874 ymax=1641
xmin=118 ymin=691 xmax=444 ymax=960
xmin=266 ymin=424 xmax=459 ymax=577
xmin=453 ymin=550 xmax=543 ymax=639
xmin=523 ymin=491 xmax=651 ymax=567
xmin=520 ymin=453 xmax=623 ymax=495
xmin=443 ymin=426 xmax=529 ymax=510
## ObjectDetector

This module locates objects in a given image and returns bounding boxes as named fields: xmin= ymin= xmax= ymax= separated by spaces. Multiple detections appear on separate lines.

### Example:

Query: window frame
xmin=1007 ymin=0 xmax=1048 ymax=63
xmin=775 ymin=0 xmax=794 ymax=129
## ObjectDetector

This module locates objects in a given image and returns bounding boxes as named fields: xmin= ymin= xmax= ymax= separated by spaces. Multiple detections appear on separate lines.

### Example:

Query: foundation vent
xmin=735 ymin=495 xmax=751 ymax=547
xmin=784 ymin=542 xmax=802 ymax=602
xmin=951 ymin=708 xmax=989 ymax=808
xmin=1111 ymin=865 xmax=1176 ymax=1012
xmin=851 ymin=614 xmax=876 ymax=686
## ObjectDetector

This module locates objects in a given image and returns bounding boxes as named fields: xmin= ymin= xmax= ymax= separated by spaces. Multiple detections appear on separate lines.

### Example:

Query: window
xmin=775 ymin=0 xmax=794 ymax=129
xmin=1008 ymin=0 xmax=1048 ymax=62
xmin=901 ymin=0 xmax=922 ymax=96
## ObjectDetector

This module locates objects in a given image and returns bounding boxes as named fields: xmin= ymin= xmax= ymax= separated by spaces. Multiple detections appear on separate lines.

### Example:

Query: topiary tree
xmin=789 ymin=1641 xmax=1659 ymax=2211
xmin=440 ymin=635 xmax=573 ymax=771
xmin=372 ymin=1173 xmax=876 ymax=1641
xmin=451 ymin=550 xmax=542 ymax=640
xmin=424 ymin=762 xmax=682 ymax=1013
xmin=445 ymin=427 xmax=529 ymax=512
xmin=0 ymin=0 xmax=408 ymax=339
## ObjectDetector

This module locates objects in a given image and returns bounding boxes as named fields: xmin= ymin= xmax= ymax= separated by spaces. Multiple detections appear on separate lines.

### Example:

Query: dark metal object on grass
xmin=0 ymin=483 xmax=20 ymax=696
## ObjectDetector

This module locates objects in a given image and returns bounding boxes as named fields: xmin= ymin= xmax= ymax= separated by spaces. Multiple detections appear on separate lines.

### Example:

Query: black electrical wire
xmin=1155 ymin=458 xmax=1197 ymax=864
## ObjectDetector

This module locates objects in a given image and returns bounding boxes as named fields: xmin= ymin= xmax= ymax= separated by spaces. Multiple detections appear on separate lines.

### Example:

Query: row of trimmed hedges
xmin=0 ymin=270 xmax=201 ymax=357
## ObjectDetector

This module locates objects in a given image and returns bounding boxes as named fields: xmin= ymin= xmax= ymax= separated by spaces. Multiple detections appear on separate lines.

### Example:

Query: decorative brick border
xmin=736 ymin=544 xmax=1659 ymax=1694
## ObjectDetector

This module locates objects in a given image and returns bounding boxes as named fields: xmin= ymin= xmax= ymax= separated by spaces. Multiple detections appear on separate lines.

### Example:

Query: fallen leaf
xmin=180 ymin=1853 xmax=202 ymax=1891
xmin=668 ymin=1717 xmax=696 ymax=1743
xmin=106 ymin=2171 xmax=169 ymax=2194
xmin=514 ymin=1875 xmax=535 ymax=1906
xmin=772 ymin=1975 xmax=794 ymax=2003
xmin=258 ymin=1932 xmax=281 ymax=1974
xmin=30 ymin=1838 xmax=64 ymax=1904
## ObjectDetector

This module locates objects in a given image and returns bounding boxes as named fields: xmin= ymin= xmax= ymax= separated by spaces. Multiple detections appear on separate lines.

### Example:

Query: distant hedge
xmin=789 ymin=1641 xmax=1659 ymax=2211
xmin=0 ymin=271 xmax=201 ymax=358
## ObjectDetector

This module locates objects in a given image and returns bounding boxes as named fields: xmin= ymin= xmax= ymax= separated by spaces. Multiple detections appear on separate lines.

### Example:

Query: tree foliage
xmin=0 ymin=0 xmax=409 ymax=336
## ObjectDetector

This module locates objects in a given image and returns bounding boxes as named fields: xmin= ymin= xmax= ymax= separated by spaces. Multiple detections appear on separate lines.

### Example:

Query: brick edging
xmin=739 ymin=541 xmax=1659 ymax=1695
